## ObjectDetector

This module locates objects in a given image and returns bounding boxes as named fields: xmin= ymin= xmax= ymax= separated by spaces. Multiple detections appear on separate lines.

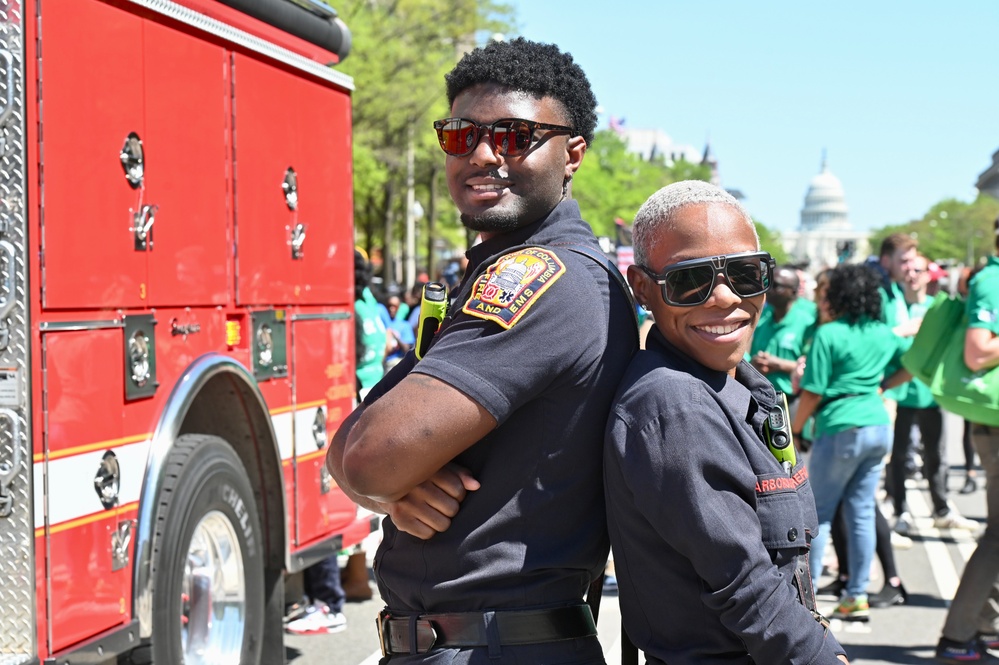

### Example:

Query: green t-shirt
xmin=355 ymin=287 xmax=388 ymax=390
xmin=880 ymin=280 xmax=910 ymax=402
xmin=893 ymin=298 xmax=936 ymax=408
xmin=879 ymin=281 xmax=908 ymax=328
xmin=967 ymin=256 xmax=999 ymax=336
xmin=750 ymin=298 xmax=817 ymax=394
xmin=801 ymin=317 xmax=904 ymax=436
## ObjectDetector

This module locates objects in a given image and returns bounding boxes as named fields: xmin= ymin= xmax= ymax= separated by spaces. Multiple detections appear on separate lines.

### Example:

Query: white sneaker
xmin=933 ymin=511 xmax=980 ymax=531
xmin=285 ymin=602 xmax=347 ymax=635
xmin=890 ymin=531 xmax=913 ymax=549
xmin=894 ymin=512 xmax=913 ymax=536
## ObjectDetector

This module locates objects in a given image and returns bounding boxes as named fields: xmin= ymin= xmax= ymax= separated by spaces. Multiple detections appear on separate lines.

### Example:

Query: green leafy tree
xmin=573 ymin=129 xmax=712 ymax=238
xmin=754 ymin=221 xmax=790 ymax=265
xmin=331 ymin=0 xmax=513 ymax=284
xmin=869 ymin=194 xmax=999 ymax=267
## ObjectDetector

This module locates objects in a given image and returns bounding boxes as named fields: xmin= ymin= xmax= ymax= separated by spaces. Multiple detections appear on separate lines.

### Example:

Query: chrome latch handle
xmin=112 ymin=519 xmax=135 ymax=571
xmin=291 ymin=222 xmax=306 ymax=260
xmin=0 ymin=407 xmax=22 ymax=518
xmin=131 ymin=204 xmax=157 ymax=250
xmin=0 ymin=240 xmax=17 ymax=321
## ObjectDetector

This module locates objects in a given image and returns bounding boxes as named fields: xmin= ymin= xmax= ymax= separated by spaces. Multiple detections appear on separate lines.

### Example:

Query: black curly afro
xmin=825 ymin=263 xmax=884 ymax=324
xmin=445 ymin=37 xmax=598 ymax=147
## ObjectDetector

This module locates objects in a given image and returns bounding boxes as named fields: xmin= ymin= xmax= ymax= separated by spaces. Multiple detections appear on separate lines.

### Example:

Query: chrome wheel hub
xmin=181 ymin=510 xmax=246 ymax=665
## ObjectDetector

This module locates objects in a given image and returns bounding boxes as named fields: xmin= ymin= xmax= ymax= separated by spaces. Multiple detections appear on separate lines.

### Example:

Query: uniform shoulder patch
xmin=462 ymin=247 xmax=565 ymax=329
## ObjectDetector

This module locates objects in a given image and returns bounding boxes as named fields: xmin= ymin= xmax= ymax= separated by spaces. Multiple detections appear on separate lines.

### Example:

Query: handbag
xmin=902 ymin=293 xmax=999 ymax=426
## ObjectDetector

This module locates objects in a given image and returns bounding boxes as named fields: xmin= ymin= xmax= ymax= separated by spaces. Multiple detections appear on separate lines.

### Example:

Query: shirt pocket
xmin=755 ymin=474 xmax=807 ymax=551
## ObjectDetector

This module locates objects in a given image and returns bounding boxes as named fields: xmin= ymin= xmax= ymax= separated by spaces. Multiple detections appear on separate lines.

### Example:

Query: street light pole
xmin=405 ymin=122 xmax=416 ymax=289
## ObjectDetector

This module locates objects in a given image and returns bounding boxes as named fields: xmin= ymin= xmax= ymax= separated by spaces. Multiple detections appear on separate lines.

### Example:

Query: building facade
xmin=976 ymin=147 xmax=999 ymax=198
xmin=782 ymin=157 xmax=870 ymax=269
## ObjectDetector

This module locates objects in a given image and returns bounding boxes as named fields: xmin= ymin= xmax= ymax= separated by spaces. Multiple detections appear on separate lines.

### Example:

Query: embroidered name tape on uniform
xmin=462 ymin=248 xmax=565 ymax=329
xmin=755 ymin=466 xmax=809 ymax=495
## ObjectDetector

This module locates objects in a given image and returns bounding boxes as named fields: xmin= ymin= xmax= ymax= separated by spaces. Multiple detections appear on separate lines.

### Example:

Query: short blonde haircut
xmin=631 ymin=180 xmax=757 ymax=266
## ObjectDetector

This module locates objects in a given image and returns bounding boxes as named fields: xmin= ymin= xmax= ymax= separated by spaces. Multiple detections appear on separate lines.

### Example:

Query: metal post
xmin=405 ymin=123 xmax=416 ymax=289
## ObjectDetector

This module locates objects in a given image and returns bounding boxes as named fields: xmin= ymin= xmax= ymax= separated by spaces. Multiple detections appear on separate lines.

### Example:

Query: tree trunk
xmin=382 ymin=181 xmax=397 ymax=290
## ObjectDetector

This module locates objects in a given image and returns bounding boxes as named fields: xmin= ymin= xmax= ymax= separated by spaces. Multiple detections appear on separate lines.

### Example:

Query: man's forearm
xmin=326 ymin=402 xmax=482 ymax=540
xmin=326 ymin=405 xmax=387 ymax=514
xmin=965 ymin=328 xmax=999 ymax=372
xmin=791 ymin=390 xmax=820 ymax=435
xmin=775 ymin=357 xmax=799 ymax=376
xmin=882 ymin=367 xmax=912 ymax=392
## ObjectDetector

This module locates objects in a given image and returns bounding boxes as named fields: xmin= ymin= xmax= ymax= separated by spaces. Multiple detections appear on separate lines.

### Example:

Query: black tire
xmin=149 ymin=434 xmax=264 ymax=665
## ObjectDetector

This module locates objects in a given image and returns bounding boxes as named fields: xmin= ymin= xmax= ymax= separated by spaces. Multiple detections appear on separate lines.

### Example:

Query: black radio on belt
xmin=764 ymin=391 xmax=796 ymax=475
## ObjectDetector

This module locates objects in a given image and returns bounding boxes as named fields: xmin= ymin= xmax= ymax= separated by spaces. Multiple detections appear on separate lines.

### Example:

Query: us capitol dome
xmin=782 ymin=156 xmax=870 ymax=268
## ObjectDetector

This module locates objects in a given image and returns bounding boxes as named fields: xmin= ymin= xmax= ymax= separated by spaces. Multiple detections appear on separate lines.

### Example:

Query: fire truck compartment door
xmin=283 ymin=75 xmax=353 ymax=306
xmin=290 ymin=313 xmax=355 ymax=546
xmin=140 ymin=16 xmax=230 ymax=308
xmin=233 ymin=54 xmax=353 ymax=307
xmin=40 ymin=0 xmax=230 ymax=310
xmin=39 ymin=0 xmax=146 ymax=309
xmin=42 ymin=327 xmax=133 ymax=653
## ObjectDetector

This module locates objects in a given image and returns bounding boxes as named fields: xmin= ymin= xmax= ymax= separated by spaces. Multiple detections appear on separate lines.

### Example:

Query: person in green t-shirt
xmin=887 ymin=254 xmax=978 ymax=536
xmin=934 ymin=217 xmax=999 ymax=664
xmin=877 ymin=233 xmax=919 ymax=334
xmin=791 ymin=263 xmax=905 ymax=622
xmin=354 ymin=249 xmax=388 ymax=398
xmin=876 ymin=234 xmax=927 ymax=536
xmin=750 ymin=265 xmax=817 ymax=397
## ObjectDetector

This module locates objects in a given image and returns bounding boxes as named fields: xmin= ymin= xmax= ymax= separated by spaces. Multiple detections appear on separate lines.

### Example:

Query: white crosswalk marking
xmin=907 ymin=488 xmax=964 ymax=600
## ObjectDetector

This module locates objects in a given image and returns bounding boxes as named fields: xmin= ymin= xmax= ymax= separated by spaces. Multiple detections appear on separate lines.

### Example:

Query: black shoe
xmin=961 ymin=476 xmax=979 ymax=494
xmin=936 ymin=637 xmax=999 ymax=663
xmin=816 ymin=577 xmax=846 ymax=598
xmin=869 ymin=581 xmax=908 ymax=607
xmin=980 ymin=633 xmax=999 ymax=650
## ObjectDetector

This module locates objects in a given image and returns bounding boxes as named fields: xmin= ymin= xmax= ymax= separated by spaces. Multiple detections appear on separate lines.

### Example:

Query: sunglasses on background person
xmin=639 ymin=251 xmax=775 ymax=307
xmin=433 ymin=117 xmax=574 ymax=157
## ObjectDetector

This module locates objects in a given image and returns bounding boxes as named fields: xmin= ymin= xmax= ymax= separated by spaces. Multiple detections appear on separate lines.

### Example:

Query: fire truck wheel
xmin=148 ymin=434 xmax=265 ymax=665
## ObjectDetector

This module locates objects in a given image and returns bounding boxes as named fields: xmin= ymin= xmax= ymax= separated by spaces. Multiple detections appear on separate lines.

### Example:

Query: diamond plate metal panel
xmin=0 ymin=2 xmax=35 ymax=663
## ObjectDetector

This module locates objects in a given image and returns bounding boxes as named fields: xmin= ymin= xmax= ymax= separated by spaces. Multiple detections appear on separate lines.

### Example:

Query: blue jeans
xmin=808 ymin=424 xmax=892 ymax=598
xmin=305 ymin=555 xmax=346 ymax=613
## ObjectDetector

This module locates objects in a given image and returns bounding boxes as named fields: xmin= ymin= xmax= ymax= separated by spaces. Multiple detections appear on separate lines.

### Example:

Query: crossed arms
xmin=325 ymin=372 xmax=495 ymax=539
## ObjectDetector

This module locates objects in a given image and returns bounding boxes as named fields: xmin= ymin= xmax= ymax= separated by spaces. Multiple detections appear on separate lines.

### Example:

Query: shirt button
xmin=787 ymin=528 xmax=798 ymax=542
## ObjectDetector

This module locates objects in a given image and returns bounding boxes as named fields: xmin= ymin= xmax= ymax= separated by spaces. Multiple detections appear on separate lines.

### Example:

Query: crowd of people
xmin=280 ymin=35 xmax=999 ymax=665
xmin=773 ymin=235 xmax=986 ymax=624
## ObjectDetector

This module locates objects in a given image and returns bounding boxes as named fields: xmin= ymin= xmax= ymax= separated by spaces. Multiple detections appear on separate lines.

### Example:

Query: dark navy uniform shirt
xmin=370 ymin=200 xmax=638 ymax=614
xmin=604 ymin=327 xmax=846 ymax=665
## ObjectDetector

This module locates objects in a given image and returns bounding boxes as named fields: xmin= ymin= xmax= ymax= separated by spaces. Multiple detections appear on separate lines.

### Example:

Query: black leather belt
xmin=376 ymin=605 xmax=597 ymax=656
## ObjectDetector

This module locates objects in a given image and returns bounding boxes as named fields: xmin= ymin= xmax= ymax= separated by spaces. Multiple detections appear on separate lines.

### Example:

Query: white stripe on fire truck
xmin=33 ymin=432 xmax=151 ymax=463
xmin=272 ymin=401 xmax=329 ymax=464
xmin=32 ymin=404 xmax=330 ymax=529
xmin=35 ymin=439 xmax=150 ymax=530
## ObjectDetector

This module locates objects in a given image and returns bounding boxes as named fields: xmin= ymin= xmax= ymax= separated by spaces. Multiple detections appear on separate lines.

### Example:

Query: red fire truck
xmin=0 ymin=1 xmax=371 ymax=663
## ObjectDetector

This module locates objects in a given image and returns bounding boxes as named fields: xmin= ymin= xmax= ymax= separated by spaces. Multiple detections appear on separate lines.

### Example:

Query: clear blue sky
xmin=506 ymin=1 xmax=998 ymax=232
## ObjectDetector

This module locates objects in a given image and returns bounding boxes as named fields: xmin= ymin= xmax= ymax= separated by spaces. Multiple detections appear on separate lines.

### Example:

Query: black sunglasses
xmin=639 ymin=251 xmax=775 ymax=307
xmin=433 ymin=117 xmax=574 ymax=157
